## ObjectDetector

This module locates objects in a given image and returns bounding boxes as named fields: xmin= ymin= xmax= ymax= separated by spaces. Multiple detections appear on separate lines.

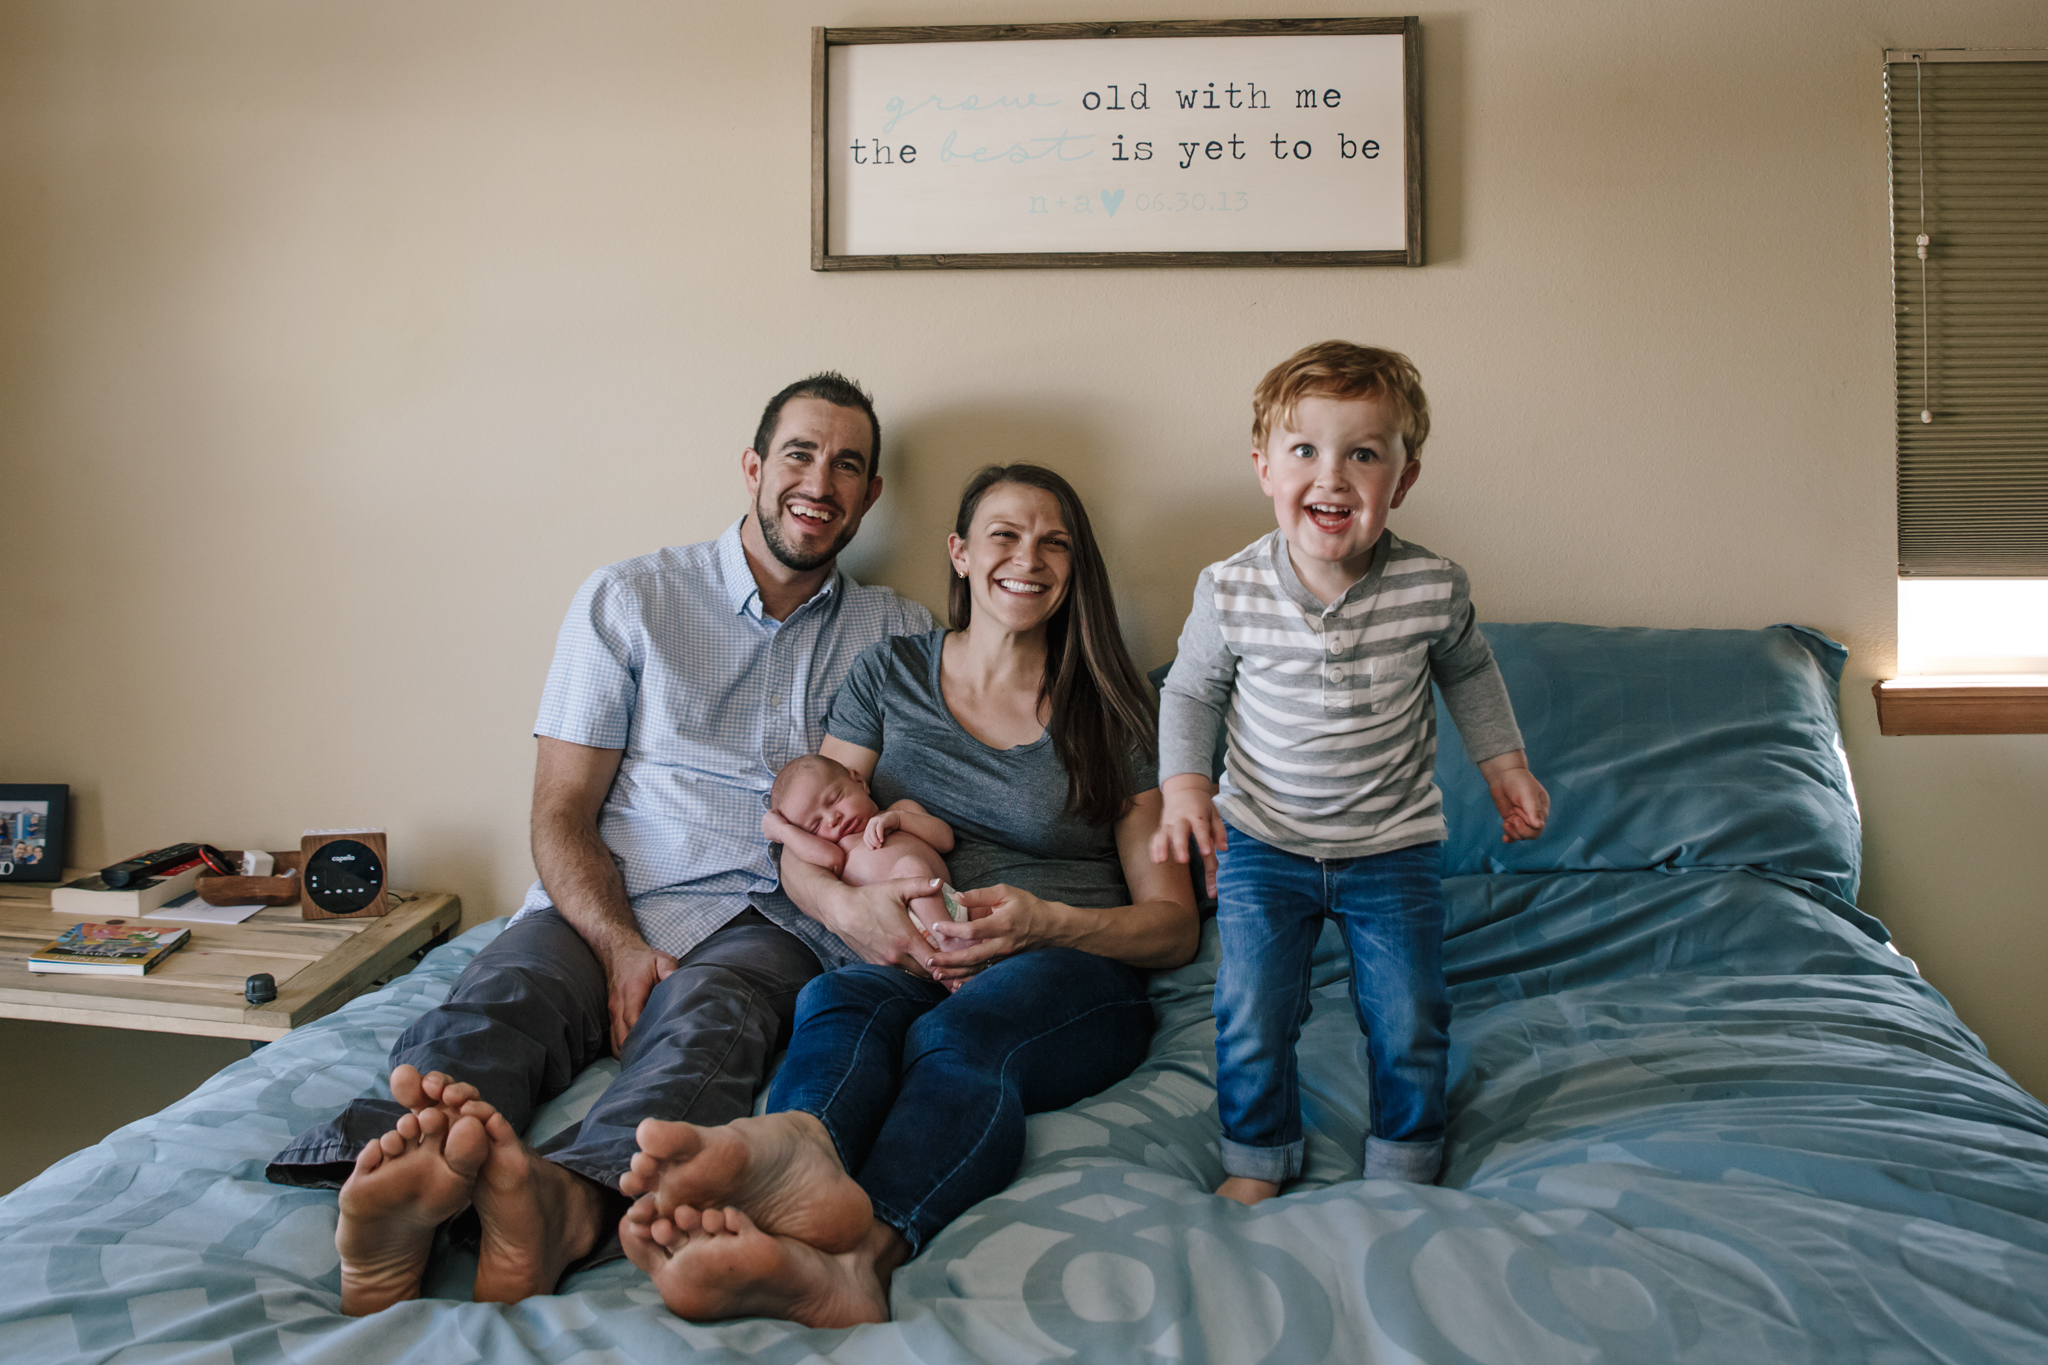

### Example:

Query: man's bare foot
xmin=469 ymin=1107 xmax=608 ymax=1304
xmin=623 ymin=1112 xmax=871 ymax=1253
xmin=619 ymin=1198 xmax=892 ymax=1327
xmin=336 ymin=1106 xmax=487 ymax=1315
xmin=1216 ymin=1176 xmax=1282 ymax=1207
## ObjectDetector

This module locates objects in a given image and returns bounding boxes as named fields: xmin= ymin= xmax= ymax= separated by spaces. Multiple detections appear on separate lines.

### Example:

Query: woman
xmin=616 ymin=464 xmax=1200 ymax=1326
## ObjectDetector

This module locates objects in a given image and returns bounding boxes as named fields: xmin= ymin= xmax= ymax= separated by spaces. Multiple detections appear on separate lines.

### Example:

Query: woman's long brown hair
xmin=949 ymin=464 xmax=1158 ymax=826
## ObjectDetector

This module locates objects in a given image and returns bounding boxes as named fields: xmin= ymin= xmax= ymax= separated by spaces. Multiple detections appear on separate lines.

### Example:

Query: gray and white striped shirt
xmin=1159 ymin=530 xmax=1523 ymax=860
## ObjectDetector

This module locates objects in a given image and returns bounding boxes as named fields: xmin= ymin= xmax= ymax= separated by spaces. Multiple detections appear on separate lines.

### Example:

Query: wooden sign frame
xmin=812 ymin=17 xmax=1422 ymax=270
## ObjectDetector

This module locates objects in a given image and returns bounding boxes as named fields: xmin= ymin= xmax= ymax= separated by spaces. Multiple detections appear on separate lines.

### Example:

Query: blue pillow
xmin=1433 ymin=623 xmax=1860 ymax=905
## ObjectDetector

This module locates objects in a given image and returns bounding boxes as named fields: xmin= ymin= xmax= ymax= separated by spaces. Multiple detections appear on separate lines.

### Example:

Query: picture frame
xmin=0 ymin=783 xmax=69 ymax=882
xmin=813 ymin=17 xmax=1422 ymax=269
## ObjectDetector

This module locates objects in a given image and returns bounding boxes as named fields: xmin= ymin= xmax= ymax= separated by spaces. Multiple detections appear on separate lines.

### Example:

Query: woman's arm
xmin=933 ymin=788 xmax=1200 ymax=974
xmin=778 ymin=837 xmax=937 ymax=976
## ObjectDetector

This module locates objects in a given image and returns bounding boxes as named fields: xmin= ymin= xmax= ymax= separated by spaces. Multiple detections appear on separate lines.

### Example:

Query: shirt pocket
xmin=1363 ymin=642 xmax=1432 ymax=715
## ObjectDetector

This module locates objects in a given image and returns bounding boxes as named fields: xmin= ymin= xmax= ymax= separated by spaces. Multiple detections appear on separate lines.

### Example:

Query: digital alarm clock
xmin=299 ymin=828 xmax=389 ymax=920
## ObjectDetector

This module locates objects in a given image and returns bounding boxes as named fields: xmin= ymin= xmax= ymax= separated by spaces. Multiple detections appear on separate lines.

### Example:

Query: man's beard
xmin=756 ymin=497 xmax=856 ymax=572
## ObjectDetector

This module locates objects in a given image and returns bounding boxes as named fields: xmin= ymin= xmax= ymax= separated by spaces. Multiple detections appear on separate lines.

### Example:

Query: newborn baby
xmin=763 ymin=754 xmax=980 ymax=966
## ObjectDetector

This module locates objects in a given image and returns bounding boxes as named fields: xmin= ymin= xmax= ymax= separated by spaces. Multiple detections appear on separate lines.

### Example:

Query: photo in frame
xmin=814 ymin=16 xmax=1422 ymax=269
xmin=0 ymin=784 xmax=68 ymax=882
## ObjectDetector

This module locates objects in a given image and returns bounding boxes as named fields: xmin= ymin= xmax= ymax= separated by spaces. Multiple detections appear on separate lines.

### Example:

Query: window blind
xmin=1886 ymin=53 xmax=2048 ymax=578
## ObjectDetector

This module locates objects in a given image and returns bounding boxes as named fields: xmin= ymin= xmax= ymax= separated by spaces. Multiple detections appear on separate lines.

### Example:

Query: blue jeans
xmin=765 ymin=948 xmax=1152 ymax=1256
xmin=1213 ymin=828 xmax=1449 ymax=1184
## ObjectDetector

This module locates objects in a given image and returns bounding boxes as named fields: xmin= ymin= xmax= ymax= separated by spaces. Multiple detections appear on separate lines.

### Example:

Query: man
xmin=266 ymin=373 xmax=935 ymax=1314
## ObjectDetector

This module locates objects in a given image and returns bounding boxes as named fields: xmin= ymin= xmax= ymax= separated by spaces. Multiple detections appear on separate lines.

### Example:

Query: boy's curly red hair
xmin=1252 ymin=340 xmax=1432 ymax=459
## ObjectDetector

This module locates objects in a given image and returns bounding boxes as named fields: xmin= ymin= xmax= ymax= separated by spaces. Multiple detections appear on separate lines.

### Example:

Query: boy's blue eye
xmin=1350 ymin=448 xmax=1380 ymax=462
xmin=1292 ymin=444 xmax=1315 ymax=459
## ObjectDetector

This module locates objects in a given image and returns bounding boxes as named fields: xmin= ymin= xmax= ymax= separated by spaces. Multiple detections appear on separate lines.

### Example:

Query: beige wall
xmin=1 ymin=0 xmax=2042 ymax=1185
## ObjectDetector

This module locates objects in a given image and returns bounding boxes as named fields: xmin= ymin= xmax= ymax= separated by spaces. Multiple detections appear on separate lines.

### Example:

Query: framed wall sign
xmin=813 ymin=17 xmax=1421 ymax=269
xmin=0 ymin=784 xmax=68 ymax=882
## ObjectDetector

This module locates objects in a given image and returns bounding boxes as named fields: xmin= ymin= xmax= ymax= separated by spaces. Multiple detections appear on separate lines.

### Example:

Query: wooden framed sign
xmin=813 ymin=17 xmax=1421 ymax=269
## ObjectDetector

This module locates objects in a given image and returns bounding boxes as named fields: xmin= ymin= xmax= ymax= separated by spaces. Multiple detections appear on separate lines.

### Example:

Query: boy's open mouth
xmin=1306 ymin=502 xmax=1355 ymax=533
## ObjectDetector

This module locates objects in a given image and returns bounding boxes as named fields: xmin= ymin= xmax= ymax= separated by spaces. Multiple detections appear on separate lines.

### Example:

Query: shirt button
xmin=767 ymin=694 xmax=783 ymax=709
xmin=1330 ymin=670 xmax=1344 ymax=684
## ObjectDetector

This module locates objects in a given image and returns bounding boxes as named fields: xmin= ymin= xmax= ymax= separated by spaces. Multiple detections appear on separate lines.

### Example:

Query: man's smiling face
xmin=742 ymin=396 xmax=882 ymax=573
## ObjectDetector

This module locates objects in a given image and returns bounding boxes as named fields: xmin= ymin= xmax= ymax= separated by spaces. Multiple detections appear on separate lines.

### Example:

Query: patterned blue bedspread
xmin=5 ymin=624 xmax=2045 ymax=1363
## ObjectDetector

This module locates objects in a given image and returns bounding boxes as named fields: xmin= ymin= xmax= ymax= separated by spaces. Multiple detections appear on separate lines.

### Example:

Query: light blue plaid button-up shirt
xmin=512 ymin=518 xmax=934 ymax=968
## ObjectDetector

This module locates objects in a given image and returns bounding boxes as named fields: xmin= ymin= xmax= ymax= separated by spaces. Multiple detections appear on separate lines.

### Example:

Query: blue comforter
xmin=4 ymin=624 xmax=2045 ymax=1363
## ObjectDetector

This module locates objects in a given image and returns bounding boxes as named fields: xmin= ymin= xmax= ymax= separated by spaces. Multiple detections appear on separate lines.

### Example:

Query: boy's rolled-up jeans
xmin=1212 ymin=826 xmax=1449 ymax=1185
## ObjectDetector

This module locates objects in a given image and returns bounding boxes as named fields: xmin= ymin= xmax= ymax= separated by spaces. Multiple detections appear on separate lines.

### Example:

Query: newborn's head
xmin=772 ymin=754 xmax=879 ymax=840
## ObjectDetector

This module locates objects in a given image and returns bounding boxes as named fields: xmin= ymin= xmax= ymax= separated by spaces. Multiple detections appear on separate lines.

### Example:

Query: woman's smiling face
xmin=948 ymin=482 xmax=1073 ymax=634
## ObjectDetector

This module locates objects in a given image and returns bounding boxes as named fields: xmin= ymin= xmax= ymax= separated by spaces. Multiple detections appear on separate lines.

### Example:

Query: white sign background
xmin=825 ymin=33 xmax=1407 ymax=257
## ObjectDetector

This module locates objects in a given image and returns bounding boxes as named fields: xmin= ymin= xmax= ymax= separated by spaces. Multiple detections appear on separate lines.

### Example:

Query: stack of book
xmin=49 ymin=848 xmax=209 ymax=916
xmin=29 ymin=922 xmax=190 ymax=976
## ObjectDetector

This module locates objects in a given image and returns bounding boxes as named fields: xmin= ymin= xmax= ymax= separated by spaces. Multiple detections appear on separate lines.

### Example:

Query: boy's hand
xmin=1478 ymin=751 xmax=1549 ymax=842
xmin=1150 ymin=774 xmax=1228 ymax=897
xmin=863 ymin=810 xmax=901 ymax=849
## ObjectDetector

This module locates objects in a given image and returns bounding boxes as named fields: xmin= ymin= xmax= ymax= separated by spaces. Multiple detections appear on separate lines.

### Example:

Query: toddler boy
xmin=764 ymin=754 xmax=973 ymax=960
xmin=1152 ymin=340 xmax=1549 ymax=1204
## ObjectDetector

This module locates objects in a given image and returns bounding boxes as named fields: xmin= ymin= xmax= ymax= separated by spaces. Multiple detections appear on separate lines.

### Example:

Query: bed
xmin=3 ymin=622 xmax=2044 ymax=1364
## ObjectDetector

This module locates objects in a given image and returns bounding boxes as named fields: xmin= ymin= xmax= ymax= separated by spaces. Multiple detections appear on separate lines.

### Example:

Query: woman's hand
xmin=779 ymin=853 xmax=937 ymax=978
xmin=925 ymin=884 xmax=1062 ymax=980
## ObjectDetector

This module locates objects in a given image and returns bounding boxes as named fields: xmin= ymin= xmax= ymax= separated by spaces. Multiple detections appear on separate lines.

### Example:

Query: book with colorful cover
xmin=28 ymin=922 xmax=191 ymax=975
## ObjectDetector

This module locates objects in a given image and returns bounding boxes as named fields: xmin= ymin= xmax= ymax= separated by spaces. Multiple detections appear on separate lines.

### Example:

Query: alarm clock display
xmin=302 ymin=836 xmax=386 ymax=916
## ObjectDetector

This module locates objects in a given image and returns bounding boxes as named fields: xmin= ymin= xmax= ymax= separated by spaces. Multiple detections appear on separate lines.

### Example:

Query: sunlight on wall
xmin=1897 ymin=579 xmax=2048 ymax=674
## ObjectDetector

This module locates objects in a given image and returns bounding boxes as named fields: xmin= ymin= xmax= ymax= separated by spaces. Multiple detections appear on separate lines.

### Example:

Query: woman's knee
xmin=909 ymin=950 xmax=1148 ymax=1056
xmin=792 ymin=962 xmax=932 ymax=1022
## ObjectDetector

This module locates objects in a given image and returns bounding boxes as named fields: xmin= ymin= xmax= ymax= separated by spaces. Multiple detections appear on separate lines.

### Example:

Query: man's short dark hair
xmin=751 ymin=372 xmax=882 ymax=477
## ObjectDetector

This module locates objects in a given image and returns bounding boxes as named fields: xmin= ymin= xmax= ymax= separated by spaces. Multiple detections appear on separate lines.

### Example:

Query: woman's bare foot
xmin=1216 ymin=1176 xmax=1282 ymax=1207
xmin=619 ymin=1199 xmax=892 ymax=1327
xmin=468 ymin=1107 xmax=608 ymax=1303
xmin=623 ymin=1112 xmax=871 ymax=1253
xmin=336 ymin=1106 xmax=487 ymax=1315
xmin=388 ymin=1064 xmax=484 ymax=1117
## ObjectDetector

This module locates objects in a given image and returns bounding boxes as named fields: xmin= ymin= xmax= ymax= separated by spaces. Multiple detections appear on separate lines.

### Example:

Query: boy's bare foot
xmin=336 ymin=1105 xmax=487 ymax=1315
xmin=468 ymin=1108 xmax=608 ymax=1304
xmin=619 ymin=1199 xmax=892 ymax=1328
xmin=623 ymin=1112 xmax=871 ymax=1253
xmin=1216 ymin=1176 xmax=1282 ymax=1207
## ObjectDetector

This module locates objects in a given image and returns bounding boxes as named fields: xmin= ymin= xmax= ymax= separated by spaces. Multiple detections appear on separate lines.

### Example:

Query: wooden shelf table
xmin=0 ymin=877 xmax=462 ymax=1042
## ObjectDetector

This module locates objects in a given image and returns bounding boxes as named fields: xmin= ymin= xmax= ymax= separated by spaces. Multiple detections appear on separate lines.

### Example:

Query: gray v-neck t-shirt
xmin=825 ymin=629 xmax=1156 ymax=911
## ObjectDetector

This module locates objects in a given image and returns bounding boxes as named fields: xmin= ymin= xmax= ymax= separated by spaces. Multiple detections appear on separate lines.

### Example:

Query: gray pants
xmin=267 ymin=906 xmax=821 ymax=1260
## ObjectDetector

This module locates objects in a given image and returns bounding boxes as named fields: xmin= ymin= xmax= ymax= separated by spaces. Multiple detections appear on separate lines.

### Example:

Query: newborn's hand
xmin=863 ymin=811 xmax=901 ymax=850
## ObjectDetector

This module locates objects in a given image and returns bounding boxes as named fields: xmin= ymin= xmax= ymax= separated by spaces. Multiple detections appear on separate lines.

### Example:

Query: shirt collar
xmin=1267 ymin=528 xmax=1394 ymax=617
xmin=716 ymin=516 xmax=842 ymax=623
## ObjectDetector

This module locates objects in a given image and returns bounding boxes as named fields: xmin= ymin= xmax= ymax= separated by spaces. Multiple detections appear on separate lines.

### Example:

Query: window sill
xmin=1872 ymin=677 xmax=2048 ymax=735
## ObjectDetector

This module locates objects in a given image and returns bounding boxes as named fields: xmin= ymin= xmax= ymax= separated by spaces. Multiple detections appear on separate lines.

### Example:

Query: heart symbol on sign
xmin=1101 ymin=189 xmax=1125 ymax=217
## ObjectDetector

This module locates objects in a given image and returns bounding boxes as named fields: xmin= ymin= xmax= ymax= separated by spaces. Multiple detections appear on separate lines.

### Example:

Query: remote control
xmin=101 ymin=842 xmax=205 ymax=888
